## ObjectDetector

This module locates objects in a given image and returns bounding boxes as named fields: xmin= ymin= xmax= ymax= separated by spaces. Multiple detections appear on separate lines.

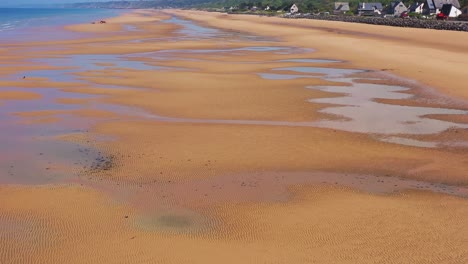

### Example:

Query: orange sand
xmin=1 ymin=10 xmax=468 ymax=264
xmin=1 ymin=185 xmax=468 ymax=263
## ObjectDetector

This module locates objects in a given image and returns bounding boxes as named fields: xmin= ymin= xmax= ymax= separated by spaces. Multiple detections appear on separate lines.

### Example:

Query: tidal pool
xmin=274 ymin=66 xmax=365 ymax=77
xmin=308 ymin=83 xmax=468 ymax=135
xmin=163 ymin=16 xmax=275 ymax=42
xmin=0 ymin=87 xmax=111 ymax=184
xmin=278 ymin=58 xmax=341 ymax=63
xmin=258 ymin=63 xmax=468 ymax=145
xmin=258 ymin=73 xmax=322 ymax=80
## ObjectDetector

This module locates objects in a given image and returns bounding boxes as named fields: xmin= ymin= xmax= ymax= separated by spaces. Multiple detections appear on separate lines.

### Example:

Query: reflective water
xmin=307 ymin=83 xmax=468 ymax=134
xmin=32 ymin=54 xmax=163 ymax=72
xmin=258 ymin=65 xmax=468 ymax=139
xmin=258 ymin=73 xmax=321 ymax=80
xmin=278 ymin=58 xmax=341 ymax=63
xmin=162 ymin=16 xmax=275 ymax=42
xmin=8 ymin=54 xmax=175 ymax=90
xmin=123 ymin=24 xmax=139 ymax=32
xmin=0 ymin=88 xmax=104 ymax=184
xmin=163 ymin=16 xmax=220 ymax=39
xmin=274 ymin=66 xmax=365 ymax=77
xmin=379 ymin=137 xmax=438 ymax=148
xmin=154 ymin=46 xmax=310 ymax=55
xmin=0 ymin=87 xmax=87 ymax=114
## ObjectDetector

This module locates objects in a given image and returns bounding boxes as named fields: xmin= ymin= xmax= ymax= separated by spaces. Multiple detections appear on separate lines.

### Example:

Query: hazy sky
xmin=5 ymin=0 xmax=105 ymax=2
xmin=1 ymin=0 xmax=112 ymax=6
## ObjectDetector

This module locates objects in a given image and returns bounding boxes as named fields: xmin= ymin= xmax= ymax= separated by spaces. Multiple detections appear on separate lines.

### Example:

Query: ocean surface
xmin=0 ymin=8 xmax=122 ymax=41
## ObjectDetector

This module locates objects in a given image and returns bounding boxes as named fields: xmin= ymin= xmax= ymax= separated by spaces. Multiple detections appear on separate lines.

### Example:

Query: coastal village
xmin=227 ymin=0 xmax=467 ymax=19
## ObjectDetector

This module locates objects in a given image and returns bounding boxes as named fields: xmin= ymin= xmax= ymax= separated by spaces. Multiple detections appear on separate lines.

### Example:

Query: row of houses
xmin=228 ymin=1 xmax=467 ymax=18
xmin=333 ymin=0 xmax=464 ymax=17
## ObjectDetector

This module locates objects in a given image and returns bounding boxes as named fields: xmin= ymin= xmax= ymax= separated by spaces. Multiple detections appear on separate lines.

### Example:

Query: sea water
xmin=0 ymin=8 xmax=122 ymax=41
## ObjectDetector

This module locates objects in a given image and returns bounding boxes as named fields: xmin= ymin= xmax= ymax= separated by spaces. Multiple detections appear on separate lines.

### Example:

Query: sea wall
xmin=283 ymin=14 xmax=468 ymax=32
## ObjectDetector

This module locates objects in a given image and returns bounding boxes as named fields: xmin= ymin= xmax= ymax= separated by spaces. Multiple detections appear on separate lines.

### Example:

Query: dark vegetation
xmin=70 ymin=0 xmax=366 ymax=11
xmin=69 ymin=0 xmax=468 ymax=17
xmin=70 ymin=0 xmax=468 ymax=12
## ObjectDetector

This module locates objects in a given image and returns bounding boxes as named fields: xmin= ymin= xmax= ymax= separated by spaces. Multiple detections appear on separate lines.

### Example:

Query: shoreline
xmin=0 ymin=8 xmax=127 ymax=43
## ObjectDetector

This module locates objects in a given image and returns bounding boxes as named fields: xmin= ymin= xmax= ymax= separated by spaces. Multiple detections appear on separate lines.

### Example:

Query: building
xmin=358 ymin=2 xmax=384 ymax=16
xmin=424 ymin=0 xmax=460 ymax=14
xmin=409 ymin=2 xmax=425 ymax=13
xmin=386 ymin=1 xmax=408 ymax=16
xmin=334 ymin=2 xmax=350 ymax=14
xmin=290 ymin=4 xmax=299 ymax=14
xmin=440 ymin=3 xmax=462 ymax=16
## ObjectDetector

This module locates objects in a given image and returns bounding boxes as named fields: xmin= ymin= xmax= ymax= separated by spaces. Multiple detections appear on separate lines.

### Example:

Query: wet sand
xmin=1 ymin=10 xmax=468 ymax=263
xmin=0 ymin=90 xmax=41 ymax=100
xmin=169 ymin=10 xmax=468 ymax=100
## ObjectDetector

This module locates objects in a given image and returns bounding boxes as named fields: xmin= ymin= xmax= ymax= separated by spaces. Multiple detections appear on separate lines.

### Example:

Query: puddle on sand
xmin=0 ymin=87 xmax=114 ymax=184
xmin=259 ymin=64 xmax=468 ymax=147
xmin=32 ymin=55 xmax=160 ymax=71
xmin=123 ymin=24 xmax=139 ymax=32
xmin=153 ymin=46 xmax=311 ymax=56
xmin=308 ymin=82 xmax=468 ymax=135
xmin=162 ymin=16 xmax=275 ymax=42
xmin=278 ymin=58 xmax=341 ymax=63
xmin=8 ymin=54 xmax=176 ymax=90
xmin=0 ymin=87 xmax=90 ymax=114
xmin=259 ymin=67 xmax=364 ymax=80
xmin=0 ymin=139 xmax=104 ymax=185
xmin=274 ymin=66 xmax=365 ymax=77
xmin=135 ymin=209 xmax=208 ymax=234
xmin=378 ymin=137 xmax=468 ymax=149
xmin=378 ymin=137 xmax=438 ymax=148
xmin=258 ymin=73 xmax=322 ymax=80
xmin=163 ymin=16 xmax=220 ymax=39
xmin=0 ymin=90 xmax=107 ymax=185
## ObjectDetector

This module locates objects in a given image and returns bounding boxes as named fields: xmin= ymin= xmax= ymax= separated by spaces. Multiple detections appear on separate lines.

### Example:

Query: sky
xmin=1 ymin=0 xmax=112 ymax=6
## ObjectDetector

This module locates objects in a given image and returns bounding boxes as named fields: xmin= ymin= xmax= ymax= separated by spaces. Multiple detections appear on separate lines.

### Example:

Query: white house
xmin=358 ymin=2 xmax=384 ymax=15
xmin=290 ymin=4 xmax=299 ymax=13
xmin=334 ymin=2 xmax=350 ymax=14
xmin=409 ymin=2 xmax=425 ymax=13
xmin=440 ymin=3 xmax=462 ymax=16
xmin=424 ymin=0 xmax=460 ymax=14
xmin=386 ymin=1 xmax=408 ymax=16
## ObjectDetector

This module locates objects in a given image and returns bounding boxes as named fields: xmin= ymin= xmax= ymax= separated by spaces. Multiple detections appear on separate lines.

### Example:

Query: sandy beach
xmin=1 ymin=9 xmax=468 ymax=263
